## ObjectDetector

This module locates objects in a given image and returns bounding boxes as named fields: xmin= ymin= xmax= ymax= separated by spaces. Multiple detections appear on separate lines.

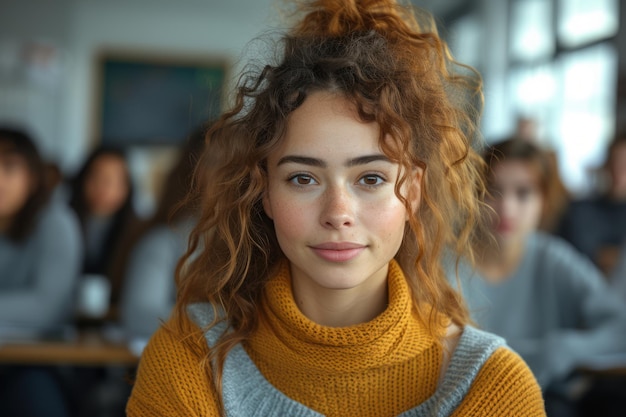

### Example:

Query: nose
xmin=320 ymin=185 xmax=355 ymax=229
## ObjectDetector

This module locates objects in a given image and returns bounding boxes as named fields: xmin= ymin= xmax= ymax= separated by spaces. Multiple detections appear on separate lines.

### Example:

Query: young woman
xmin=0 ymin=127 xmax=82 ymax=333
xmin=69 ymin=146 xmax=139 ymax=314
xmin=449 ymin=137 xmax=626 ymax=415
xmin=127 ymin=1 xmax=545 ymax=416
xmin=0 ymin=127 xmax=81 ymax=417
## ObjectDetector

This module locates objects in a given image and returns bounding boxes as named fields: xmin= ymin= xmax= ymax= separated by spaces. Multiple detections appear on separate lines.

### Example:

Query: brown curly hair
xmin=173 ymin=0 xmax=488 ymax=402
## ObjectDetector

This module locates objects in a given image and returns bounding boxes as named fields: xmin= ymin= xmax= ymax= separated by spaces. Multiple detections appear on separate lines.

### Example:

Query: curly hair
xmin=173 ymin=0 xmax=487 ymax=401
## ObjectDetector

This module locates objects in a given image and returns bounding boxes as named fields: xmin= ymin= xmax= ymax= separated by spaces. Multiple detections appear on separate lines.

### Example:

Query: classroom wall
xmin=0 ymin=0 xmax=276 ymax=173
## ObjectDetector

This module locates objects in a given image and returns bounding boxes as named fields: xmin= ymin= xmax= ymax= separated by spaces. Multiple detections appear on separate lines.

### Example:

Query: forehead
xmin=273 ymin=91 xmax=383 ymax=159
xmin=89 ymin=154 xmax=126 ymax=171
xmin=490 ymin=160 xmax=540 ymax=187
xmin=0 ymin=142 xmax=17 ymax=155
xmin=0 ymin=146 xmax=27 ymax=164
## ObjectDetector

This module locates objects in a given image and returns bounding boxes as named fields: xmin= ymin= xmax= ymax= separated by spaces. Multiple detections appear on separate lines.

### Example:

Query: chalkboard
xmin=96 ymin=54 xmax=226 ymax=146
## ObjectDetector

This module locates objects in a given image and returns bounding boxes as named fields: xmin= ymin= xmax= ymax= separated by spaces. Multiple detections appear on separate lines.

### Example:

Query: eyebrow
xmin=277 ymin=154 xmax=391 ymax=168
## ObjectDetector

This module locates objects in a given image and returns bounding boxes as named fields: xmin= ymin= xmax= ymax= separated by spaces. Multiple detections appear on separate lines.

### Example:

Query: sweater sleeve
xmin=453 ymin=347 xmax=546 ymax=416
xmin=509 ymin=237 xmax=626 ymax=386
xmin=120 ymin=227 xmax=180 ymax=340
xmin=126 ymin=318 xmax=221 ymax=417
xmin=0 ymin=203 xmax=82 ymax=330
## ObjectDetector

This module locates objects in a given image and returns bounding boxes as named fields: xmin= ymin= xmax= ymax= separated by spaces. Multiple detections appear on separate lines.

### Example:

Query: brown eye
xmin=359 ymin=175 xmax=384 ymax=187
xmin=516 ymin=187 xmax=534 ymax=201
xmin=289 ymin=174 xmax=317 ymax=186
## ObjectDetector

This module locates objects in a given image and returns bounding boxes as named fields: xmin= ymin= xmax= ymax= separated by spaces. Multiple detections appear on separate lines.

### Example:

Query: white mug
xmin=77 ymin=274 xmax=111 ymax=318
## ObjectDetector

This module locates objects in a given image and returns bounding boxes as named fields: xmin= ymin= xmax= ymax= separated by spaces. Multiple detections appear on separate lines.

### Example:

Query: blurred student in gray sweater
xmin=0 ymin=127 xmax=81 ymax=417
xmin=120 ymin=127 xmax=206 ymax=343
xmin=0 ymin=127 xmax=81 ymax=335
xmin=447 ymin=137 xmax=626 ymax=417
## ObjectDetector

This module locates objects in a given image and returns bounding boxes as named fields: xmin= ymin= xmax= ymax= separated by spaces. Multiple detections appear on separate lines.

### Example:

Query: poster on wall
xmin=95 ymin=52 xmax=227 ymax=146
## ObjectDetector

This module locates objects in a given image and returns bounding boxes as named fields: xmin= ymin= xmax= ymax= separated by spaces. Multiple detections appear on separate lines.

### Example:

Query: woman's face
xmin=263 ymin=91 xmax=412 ymax=297
xmin=84 ymin=154 xmax=130 ymax=217
xmin=0 ymin=150 xmax=33 ymax=220
xmin=486 ymin=160 xmax=543 ymax=245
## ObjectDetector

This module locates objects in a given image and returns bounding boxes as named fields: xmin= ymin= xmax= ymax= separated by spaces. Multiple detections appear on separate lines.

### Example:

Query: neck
xmin=291 ymin=272 xmax=389 ymax=328
xmin=477 ymin=236 xmax=526 ymax=282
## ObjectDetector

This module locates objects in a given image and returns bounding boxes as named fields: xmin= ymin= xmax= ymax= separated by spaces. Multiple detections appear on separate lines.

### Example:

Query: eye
xmin=358 ymin=174 xmax=385 ymax=187
xmin=516 ymin=187 xmax=534 ymax=201
xmin=288 ymin=174 xmax=318 ymax=186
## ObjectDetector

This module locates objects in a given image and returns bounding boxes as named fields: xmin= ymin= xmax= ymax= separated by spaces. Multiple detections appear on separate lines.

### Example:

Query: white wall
xmin=0 ymin=0 xmax=277 ymax=172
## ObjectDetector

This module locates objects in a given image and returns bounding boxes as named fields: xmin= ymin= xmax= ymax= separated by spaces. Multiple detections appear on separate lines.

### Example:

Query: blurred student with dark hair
xmin=448 ymin=137 xmax=626 ymax=416
xmin=120 ymin=127 xmax=206 ymax=342
xmin=0 ymin=127 xmax=81 ymax=417
xmin=69 ymin=146 xmax=139 ymax=318
xmin=558 ymin=135 xmax=626 ymax=276
xmin=0 ymin=127 xmax=81 ymax=334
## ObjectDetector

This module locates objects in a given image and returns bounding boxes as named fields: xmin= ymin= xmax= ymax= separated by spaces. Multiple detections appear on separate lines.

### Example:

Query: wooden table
xmin=0 ymin=331 xmax=138 ymax=367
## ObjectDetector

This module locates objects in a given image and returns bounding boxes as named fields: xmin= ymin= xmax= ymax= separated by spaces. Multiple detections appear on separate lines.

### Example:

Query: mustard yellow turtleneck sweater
xmin=127 ymin=261 xmax=546 ymax=416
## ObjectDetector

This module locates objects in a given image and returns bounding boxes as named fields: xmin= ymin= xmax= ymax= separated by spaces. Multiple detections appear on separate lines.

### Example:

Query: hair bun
xmin=292 ymin=0 xmax=419 ymax=39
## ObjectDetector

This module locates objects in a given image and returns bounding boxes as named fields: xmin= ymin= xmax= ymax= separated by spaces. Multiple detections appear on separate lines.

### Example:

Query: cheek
xmin=520 ymin=198 xmax=542 ymax=226
xmin=0 ymin=173 xmax=32 ymax=214
xmin=366 ymin=199 xmax=407 ymax=242
xmin=484 ymin=197 xmax=503 ymax=223
xmin=529 ymin=201 xmax=544 ymax=224
xmin=268 ymin=198 xmax=307 ymax=241
xmin=9 ymin=177 xmax=31 ymax=201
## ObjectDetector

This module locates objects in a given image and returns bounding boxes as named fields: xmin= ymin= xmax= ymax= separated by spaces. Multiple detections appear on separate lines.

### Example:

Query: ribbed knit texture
xmin=126 ymin=261 xmax=546 ymax=416
xmin=246 ymin=260 xmax=442 ymax=416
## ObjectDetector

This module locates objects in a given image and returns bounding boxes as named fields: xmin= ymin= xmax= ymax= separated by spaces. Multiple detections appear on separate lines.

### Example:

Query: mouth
xmin=310 ymin=242 xmax=366 ymax=262
xmin=496 ymin=221 xmax=513 ymax=233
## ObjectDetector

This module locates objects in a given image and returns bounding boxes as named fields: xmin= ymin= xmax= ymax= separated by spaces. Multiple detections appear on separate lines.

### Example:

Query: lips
xmin=496 ymin=220 xmax=513 ymax=233
xmin=310 ymin=242 xmax=366 ymax=262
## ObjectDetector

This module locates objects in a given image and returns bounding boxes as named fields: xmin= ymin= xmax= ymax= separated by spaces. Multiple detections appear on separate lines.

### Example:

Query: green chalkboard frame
xmin=93 ymin=50 xmax=228 ymax=146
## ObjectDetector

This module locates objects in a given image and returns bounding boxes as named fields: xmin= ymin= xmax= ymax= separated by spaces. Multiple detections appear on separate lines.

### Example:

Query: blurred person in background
xmin=447 ymin=137 xmax=626 ymax=417
xmin=558 ymin=135 xmax=626 ymax=276
xmin=69 ymin=146 xmax=139 ymax=322
xmin=0 ymin=127 xmax=81 ymax=417
xmin=120 ymin=127 xmax=206 ymax=344
xmin=513 ymin=114 xmax=570 ymax=232
xmin=0 ymin=127 xmax=82 ymax=335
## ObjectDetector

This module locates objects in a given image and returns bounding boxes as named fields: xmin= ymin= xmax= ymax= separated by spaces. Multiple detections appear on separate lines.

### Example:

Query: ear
xmin=262 ymin=192 xmax=274 ymax=220
xmin=406 ymin=167 xmax=423 ymax=220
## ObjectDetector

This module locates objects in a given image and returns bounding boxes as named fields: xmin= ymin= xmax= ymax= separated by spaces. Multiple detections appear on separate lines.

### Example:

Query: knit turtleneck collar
xmin=246 ymin=259 xmax=438 ymax=374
